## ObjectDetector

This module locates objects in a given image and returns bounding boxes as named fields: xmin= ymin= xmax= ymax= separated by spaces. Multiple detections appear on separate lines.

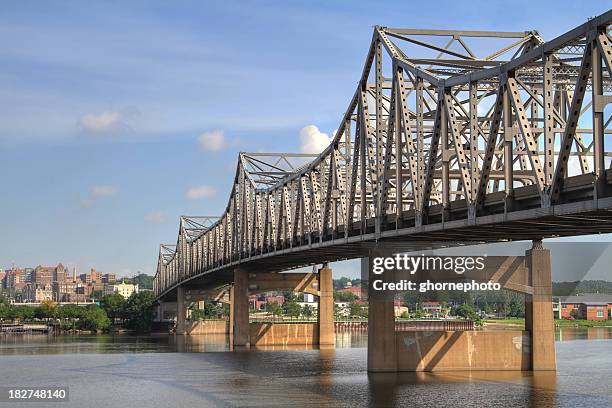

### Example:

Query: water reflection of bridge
xmin=155 ymin=11 xmax=612 ymax=372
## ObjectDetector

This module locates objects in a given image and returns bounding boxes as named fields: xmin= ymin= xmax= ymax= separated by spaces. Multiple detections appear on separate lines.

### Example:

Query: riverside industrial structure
xmin=154 ymin=11 xmax=612 ymax=372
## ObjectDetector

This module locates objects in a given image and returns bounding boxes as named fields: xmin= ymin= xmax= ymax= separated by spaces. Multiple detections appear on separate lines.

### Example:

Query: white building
xmin=107 ymin=281 xmax=139 ymax=299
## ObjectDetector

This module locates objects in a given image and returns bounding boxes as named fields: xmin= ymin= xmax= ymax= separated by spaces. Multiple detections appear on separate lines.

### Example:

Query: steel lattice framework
xmin=155 ymin=11 xmax=612 ymax=299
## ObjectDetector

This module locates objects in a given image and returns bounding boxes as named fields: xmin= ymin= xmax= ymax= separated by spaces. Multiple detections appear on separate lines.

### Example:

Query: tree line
xmin=0 ymin=291 xmax=156 ymax=333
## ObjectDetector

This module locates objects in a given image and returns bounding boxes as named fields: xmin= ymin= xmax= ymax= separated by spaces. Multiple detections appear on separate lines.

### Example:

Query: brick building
xmin=249 ymin=294 xmax=285 ymax=310
xmin=556 ymin=293 xmax=612 ymax=321
xmin=33 ymin=264 xmax=66 ymax=287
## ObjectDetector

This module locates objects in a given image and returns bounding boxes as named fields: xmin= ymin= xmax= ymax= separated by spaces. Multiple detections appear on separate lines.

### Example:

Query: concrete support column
xmin=229 ymin=286 xmax=235 ymax=335
xmin=232 ymin=268 xmax=250 ymax=346
xmin=365 ymin=253 xmax=397 ymax=372
xmin=317 ymin=264 xmax=335 ymax=346
xmin=155 ymin=303 xmax=162 ymax=322
xmin=526 ymin=240 xmax=556 ymax=370
xmin=176 ymin=286 xmax=186 ymax=335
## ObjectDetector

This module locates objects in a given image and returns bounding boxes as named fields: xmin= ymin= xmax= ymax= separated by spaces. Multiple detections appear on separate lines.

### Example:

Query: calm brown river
xmin=0 ymin=328 xmax=610 ymax=407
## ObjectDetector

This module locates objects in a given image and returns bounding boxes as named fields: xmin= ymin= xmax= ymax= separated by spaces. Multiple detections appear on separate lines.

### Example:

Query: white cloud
xmin=299 ymin=125 xmax=331 ymax=154
xmin=186 ymin=185 xmax=217 ymax=200
xmin=80 ymin=185 xmax=117 ymax=208
xmin=92 ymin=185 xmax=117 ymax=197
xmin=144 ymin=211 xmax=165 ymax=223
xmin=198 ymin=130 xmax=225 ymax=151
xmin=79 ymin=111 xmax=124 ymax=134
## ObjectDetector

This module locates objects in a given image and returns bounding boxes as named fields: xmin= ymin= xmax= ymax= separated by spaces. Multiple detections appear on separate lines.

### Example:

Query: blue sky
xmin=0 ymin=1 xmax=610 ymax=278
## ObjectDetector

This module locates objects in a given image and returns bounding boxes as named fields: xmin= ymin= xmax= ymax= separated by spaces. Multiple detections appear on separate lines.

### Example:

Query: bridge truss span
xmin=155 ymin=11 xmax=612 ymax=300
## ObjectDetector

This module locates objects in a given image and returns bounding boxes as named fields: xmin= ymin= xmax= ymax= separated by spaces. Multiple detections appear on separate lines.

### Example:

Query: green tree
xmin=129 ymin=274 xmax=154 ymax=290
xmin=34 ymin=301 xmax=56 ymax=321
xmin=12 ymin=306 xmax=35 ymax=322
xmin=189 ymin=304 xmax=206 ymax=321
xmin=100 ymin=293 xmax=127 ymax=322
xmin=55 ymin=305 xmax=85 ymax=331
xmin=55 ymin=304 xmax=84 ymax=320
xmin=451 ymin=303 xmax=481 ymax=325
xmin=508 ymin=296 xmax=525 ymax=317
xmin=267 ymin=301 xmax=282 ymax=320
xmin=333 ymin=277 xmax=350 ymax=290
xmin=78 ymin=305 xmax=110 ymax=332
xmin=403 ymin=291 xmax=426 ymax=309
xmin=281 ymin=291 xmax=298 ymax=302
xmin=348 ymin=301 xmax=365 ymax=319
xmin=123 ymin=291 xmax=156 ymax=333
xmin=283 ymin=300 xmax=302 ymax=320
xmin=0 ymin=302 xmax=10 ymax=321
xmin=302 ymin=304 xmax=314 ymax=320
xmin=188 ymin=301 xmax=221 ymax=321
xmin=334 ymin=291 xmax=357 ymax=302
xmin=333 ymin=303 xmax=343 ymax=320
xmin=203 ymin=300 xmax=222 ymax=318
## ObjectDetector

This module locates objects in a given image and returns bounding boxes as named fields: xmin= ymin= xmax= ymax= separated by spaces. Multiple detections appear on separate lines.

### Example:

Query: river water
xmin=0 ymin=328 xmax=610 ymax=407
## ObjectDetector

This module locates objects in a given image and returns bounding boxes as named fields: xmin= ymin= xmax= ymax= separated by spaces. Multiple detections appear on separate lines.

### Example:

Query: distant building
xmin=89 ymin=268 xmax=100 ymax=283
xmin=556 ymin=293 xmax=612 ymax=321
xmin=33 ymin=264 xmax=66 ymax=287
xmin=24 ymin=286 xmax=53 ymax=302
xmin=101 ymin=273 xmax=116 ymax=284
xmin=420 ymin=301 xmax=444 ymax=318
xmin=265 ymin=295 xmax=285 ymax=306
xmin=249 ymin=294 xmax=285 ymax=310
xmin=298 ymin=293 xmax=318 ymax=310
xmin=4 ymin=270 xmax=20 ymax=288
xmin=77 ymin=268 xmax=115 ymax=285
xmin=106 ymin=281 xmax=139 ymax=299
xmin=15 ymin=268 xmax=32 ymax=284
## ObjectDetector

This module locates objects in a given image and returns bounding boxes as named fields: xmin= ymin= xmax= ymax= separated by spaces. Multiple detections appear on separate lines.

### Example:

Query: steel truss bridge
xmin=155 ymin=11 xmax=612 ymax=301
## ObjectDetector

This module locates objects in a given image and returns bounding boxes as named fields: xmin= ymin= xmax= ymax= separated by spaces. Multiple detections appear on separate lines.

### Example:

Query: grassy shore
xmin=484 ymin=318 xmax=612 ymax=327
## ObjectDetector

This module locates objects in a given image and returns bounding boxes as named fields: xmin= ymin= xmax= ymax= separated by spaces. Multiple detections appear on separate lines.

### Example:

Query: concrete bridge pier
xmin=176 ymin=286 xmax=186 ymax=335
xmin=365 ymin=251 xmax=397 ymax=372
xmin=526 ymin=239 xmax=556 ymax=370
xmin=232 ymin=268 xmax=250 ymax=347
xmin=318 ymin=264 xmax=335 ymax=346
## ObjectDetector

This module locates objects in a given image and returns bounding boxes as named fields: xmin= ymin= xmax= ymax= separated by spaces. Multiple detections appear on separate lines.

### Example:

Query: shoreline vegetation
xmin=0 ymin=291 xmax=156 ymax=334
